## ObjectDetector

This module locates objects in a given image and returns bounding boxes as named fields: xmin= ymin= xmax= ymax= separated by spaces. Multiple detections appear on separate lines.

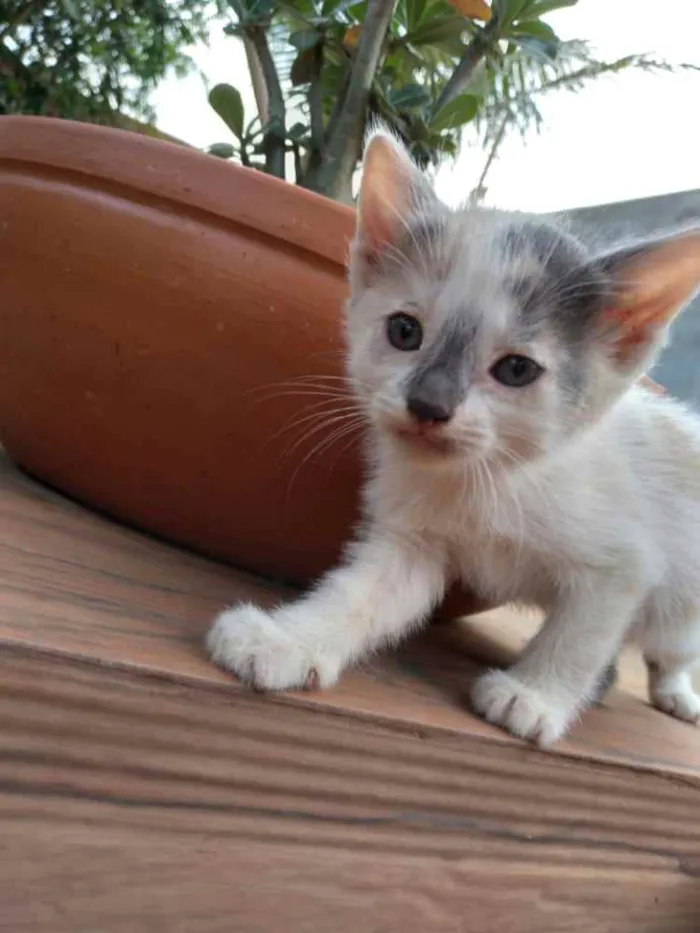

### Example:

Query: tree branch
xmin=243 ymin=35 xmax=269 ymax=126
xmin=247 ymin=24 xmax=286 ymax=179
xmin=470 ymin=113 xmax=507 ymax=204
xmin=308 ymin=41 xmax=324 ymax=160
xmin=432 ymin=16 xmax=500 ymax=118
xmin=305 ymin=0 xmax=396 ymax=199
xmin=480 ymin=53 xmax=673 ymax=145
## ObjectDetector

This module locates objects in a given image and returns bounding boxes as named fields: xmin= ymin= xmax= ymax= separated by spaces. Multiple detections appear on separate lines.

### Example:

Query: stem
xmin=298 ymin=41 xmax=325 ymax=185
xmin=305 ymin=0 xmax=396 ymax=199
xmin=243 ymin=35 xmax=269 ymax=126
xmin=291 ymin=141 xmax=303 ymax=182
xmin=247 ymin=25 xmax=286 ymax=179
xmin=432 ymin=17 xmax=500 ymax=118
xmin=321 ymin=64 xmax=351 ymax=145
xmin=239 ymin=140 xmax=252 ymax=168
xmin=308 ymin=42 xmax=324 ymax=156
xmin=470 ymin=114 xmax=507 ymax=204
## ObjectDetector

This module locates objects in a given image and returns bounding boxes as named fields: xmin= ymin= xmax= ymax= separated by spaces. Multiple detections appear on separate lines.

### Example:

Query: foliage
xmin=206 ymin=0 xmax=681 ymax=201
xmin=0 ymin=0 xmax=219 ymax=123
xmin=468 ymin=39 xmax=693 ymax=201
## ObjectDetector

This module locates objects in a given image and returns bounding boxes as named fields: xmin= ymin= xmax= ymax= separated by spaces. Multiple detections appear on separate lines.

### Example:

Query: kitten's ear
xmin=596 ymin=230 xmax=700 ymax=366
xmin=355 ymin=129 xmax=436 ymax=264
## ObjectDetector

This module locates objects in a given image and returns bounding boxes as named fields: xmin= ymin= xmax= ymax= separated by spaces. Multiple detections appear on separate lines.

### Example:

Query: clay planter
xmin=0 ymin=116 xmax=481 ymax=613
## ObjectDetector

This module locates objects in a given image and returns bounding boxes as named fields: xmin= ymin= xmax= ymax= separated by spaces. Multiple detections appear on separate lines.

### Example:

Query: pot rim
xmin=0 ymin=116 xmax=355 ymax=268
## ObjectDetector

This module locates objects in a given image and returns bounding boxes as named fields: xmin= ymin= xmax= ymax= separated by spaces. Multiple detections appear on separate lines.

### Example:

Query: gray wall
xmin=556 ymin=190 xmax=700 ymax=405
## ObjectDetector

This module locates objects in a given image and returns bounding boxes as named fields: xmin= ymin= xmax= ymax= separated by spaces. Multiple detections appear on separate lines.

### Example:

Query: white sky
xmin=153 ymin=0 xmax=700 ymax=212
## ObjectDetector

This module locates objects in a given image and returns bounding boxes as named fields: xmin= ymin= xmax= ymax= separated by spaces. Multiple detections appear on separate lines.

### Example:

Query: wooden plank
xmin=1 ymin=450 xmax=700 ymax=776
xmin=1 ymin=647 xmax=699 ymax=933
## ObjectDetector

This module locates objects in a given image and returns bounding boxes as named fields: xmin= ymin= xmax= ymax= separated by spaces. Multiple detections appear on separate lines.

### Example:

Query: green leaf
xmin=509 ymin=34 xmax=558 ymax=60
xmin=246 ymin=0 xmax=276 ymax=18
xmin=290 ymin=47 xmax=318 ymax=85
xmin=387 ymin=83 xmax=432 ymax=110
xmin=506 ymin=19 xmax=557 ymax=41
xmin=525 ymin=0 xmax=578 ymax=16
xmin=493 ymin=0 xmax=529 ymax=27
xmin=404 ymin=15 xmax=466 ymax=46
xmin=287 ymin=122 xmax=308 ymax=141
xmin=226 ymin=0 xmax=246 ymax=17
xmin=60 ymin=0 xmax=79 ymax=18
xmin=321 ymin=0 xmax=362 ymax=14
xmin=209 ymin=143 xmax=236 ymax=159
xmin=431 ymin=92 xmax=480 ymax=131
xmin=208 ymin=83 xmax=245 ymax=138
xmin=289 ymin=28 xmax=322 ymax=50
xmin=406 ymin=0 xmax=427 ymax=31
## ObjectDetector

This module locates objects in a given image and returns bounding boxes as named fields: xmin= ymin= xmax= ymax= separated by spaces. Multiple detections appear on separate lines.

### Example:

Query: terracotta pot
xmin=0 ymin=116 xmax=361 ymax=584
xmin=0 ymin=116 xmax=484 ymax=618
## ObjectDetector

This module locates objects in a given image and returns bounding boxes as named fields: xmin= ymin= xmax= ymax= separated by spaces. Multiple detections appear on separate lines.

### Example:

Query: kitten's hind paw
xmin=471 ymin=669 xmax=574 ymax=748
xmin=206 ymin=604 xmax=342 ymax=692
xmin=649 ymin=678 xmax=700 ymax=724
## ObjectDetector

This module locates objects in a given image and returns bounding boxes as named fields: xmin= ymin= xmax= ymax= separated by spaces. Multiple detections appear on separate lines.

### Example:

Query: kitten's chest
xmin=451 ymin=525 xmax=552 ymax=604
xmin=386 ymin=478 xmax=557 ymax=604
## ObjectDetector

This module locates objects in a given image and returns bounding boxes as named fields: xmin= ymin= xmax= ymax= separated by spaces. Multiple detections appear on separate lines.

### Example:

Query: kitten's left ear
xmin=596 ymin=230 xmax=700 ymax=366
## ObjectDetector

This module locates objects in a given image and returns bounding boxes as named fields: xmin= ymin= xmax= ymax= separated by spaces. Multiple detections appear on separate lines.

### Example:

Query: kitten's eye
xmin=386 ymin=312 xmax=423 ymax=352
xmin=490 ymin=354 xmax=543 ymax=388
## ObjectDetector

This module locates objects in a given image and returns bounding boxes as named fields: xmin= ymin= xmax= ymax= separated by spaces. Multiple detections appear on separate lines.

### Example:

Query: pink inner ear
xmin=603 ymin=298 xmax=669 ymax=361
xmin=602 ymin=233 xmax=700 ymax=361
xmin=357 ymin=135 xmax=413 ymax=262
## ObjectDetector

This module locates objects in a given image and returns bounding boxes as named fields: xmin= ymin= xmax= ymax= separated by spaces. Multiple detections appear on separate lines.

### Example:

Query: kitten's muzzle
xmin=405 ymin=365 xmax=461 ymax=426
xmin=393 ymin=399 xmax=456 ymax=455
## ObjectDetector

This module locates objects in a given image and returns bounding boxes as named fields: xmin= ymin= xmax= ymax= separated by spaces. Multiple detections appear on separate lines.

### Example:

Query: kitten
xmin=207 ymin=130 xmax=700 ymax=746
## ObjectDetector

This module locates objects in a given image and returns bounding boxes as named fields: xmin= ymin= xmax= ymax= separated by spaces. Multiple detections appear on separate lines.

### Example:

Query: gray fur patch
xmin=501 ymin=220 xmax=608 ymax=394
xmin=405 ymin=317 xmax=477 ymax=418
xmin=502 ymin=221 xmax=606 ymax=337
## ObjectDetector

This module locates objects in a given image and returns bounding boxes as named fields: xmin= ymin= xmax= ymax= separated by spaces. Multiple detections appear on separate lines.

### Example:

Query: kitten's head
xmin=346 ymin=129 xmax=700 ymax=468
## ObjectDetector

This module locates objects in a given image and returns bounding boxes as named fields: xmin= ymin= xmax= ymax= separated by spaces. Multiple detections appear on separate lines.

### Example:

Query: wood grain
xmin=2 ymin=648 xmax=700 ymax=933
xmin=2 ymin=449 xmax=700 ymax=930
xmin=2 ymin=452 xmax=699 ymax=773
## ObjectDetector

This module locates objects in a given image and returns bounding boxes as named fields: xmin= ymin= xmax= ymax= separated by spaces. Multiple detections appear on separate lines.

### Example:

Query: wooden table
xmin=1 ymin=451 xmax=699 ymax=932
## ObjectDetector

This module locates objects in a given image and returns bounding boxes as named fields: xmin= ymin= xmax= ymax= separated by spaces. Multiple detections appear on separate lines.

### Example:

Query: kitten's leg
xmin=472 ymin=579 xmax=640 ymax=746
xmin=638 ymin=599 xmax=700 ymax=723
xmin=645 ymin=656 xmax=700 ymax=722
xmin=207 ymin=533 xmax=447 ymax=692
xmin=591 ymin=660 xmax=619 ymax=706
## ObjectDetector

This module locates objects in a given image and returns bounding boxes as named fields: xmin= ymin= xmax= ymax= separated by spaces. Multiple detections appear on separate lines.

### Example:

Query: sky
xmin=153 ymin=0 xmax=700 ymax=212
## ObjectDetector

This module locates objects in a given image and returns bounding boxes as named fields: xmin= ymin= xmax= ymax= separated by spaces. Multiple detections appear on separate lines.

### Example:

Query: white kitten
xmin=207 ymin=130 xmax=700 ymax=746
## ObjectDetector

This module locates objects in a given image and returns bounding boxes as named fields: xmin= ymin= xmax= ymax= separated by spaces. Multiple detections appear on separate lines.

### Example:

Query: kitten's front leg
xmin=207 ymin=533 xmax=447 ymax=692
xmin=472 ymin=577 xmax=640 ymax=746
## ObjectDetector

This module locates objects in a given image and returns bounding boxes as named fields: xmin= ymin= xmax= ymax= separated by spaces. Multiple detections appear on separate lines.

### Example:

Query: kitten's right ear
xmin=354 ymin=130 xmax=435 ymax=266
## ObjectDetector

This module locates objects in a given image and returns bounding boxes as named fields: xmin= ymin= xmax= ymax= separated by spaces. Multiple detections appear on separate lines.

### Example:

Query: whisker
xmin=264 ymin=403 xmax=365 ymax=449
xmin=249 ymin=388 xmax=354 ymax=406
xmin=285 ymin=421 xmax=365 ymax=496
xmin=280 ymin=413 xmax=367 ymax=463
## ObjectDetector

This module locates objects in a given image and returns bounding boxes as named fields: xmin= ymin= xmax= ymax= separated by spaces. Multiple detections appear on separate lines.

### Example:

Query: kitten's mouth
xmin=391 ymin=423 xmax=457 ymax=456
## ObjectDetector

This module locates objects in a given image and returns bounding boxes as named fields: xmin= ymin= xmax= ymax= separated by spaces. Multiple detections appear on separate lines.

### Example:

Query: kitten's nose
xmin=406 ymin=395 xmax=453 ymax=424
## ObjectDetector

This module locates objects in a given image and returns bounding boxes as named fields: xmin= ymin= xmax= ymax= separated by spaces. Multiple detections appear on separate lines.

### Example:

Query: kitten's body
xmin=208 ymin=133 xmax=700 ymax=745
xmin=369 ymin=386 xmax=700 ymax=612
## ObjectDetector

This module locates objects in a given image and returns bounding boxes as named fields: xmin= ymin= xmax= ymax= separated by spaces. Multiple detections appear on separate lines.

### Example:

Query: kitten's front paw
xmin=206 ymin=604 xmax=343 ymax=692
xmin=471 ymin=670 xmax=575 ymax=747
